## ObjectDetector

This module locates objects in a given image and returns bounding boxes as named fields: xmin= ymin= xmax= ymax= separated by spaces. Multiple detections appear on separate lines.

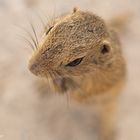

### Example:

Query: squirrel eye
xmin=66 ymin=57 xmax=84 ymax=67
xmin=46 ymin=26 xmax=53 ymax=35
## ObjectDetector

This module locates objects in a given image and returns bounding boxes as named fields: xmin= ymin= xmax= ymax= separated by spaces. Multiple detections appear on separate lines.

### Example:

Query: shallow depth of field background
xmin=0 ymin=0 xmax=140 ymax=140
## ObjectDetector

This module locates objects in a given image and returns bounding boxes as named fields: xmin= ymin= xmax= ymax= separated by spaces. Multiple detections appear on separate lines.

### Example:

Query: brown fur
xmin=28 ymin=9 xmax=126 ymax=140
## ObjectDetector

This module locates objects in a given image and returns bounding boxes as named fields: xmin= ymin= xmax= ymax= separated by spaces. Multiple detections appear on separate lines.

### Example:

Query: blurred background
xmin=0 ymin=0 xmax=140 ymax=140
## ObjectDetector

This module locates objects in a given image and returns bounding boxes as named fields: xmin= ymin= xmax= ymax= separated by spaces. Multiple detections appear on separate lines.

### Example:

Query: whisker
xmin=17 ymin=35 xmax=35 ymax=50
xmin=37 ymin=9 xmax=54 ymax=34
xmin=38 ymin=8 xmax=50 ymax=26
xmin=52 ymin=4 xmax=57 ymax=23
xmin=16 ymin=25 xmax=37 ymax=50
xmin=28 ymin=20 xmax=39 ymax=49
xmin=50 ymin=71 xmax=57 ymax=81
xmin=35 ymin=11 xmax=46 ymax=28
xmin=47 ymin=71 xmax=54 ymax=92
xmin=48 ymin=71 xmax=56 ymax=93
xmin=42 ymin=72 xmax=51 ymax=89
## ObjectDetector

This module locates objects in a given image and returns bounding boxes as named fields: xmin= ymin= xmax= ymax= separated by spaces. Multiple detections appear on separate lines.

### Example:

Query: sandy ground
xmin=0 ymin=0 xmax=140 ymax=140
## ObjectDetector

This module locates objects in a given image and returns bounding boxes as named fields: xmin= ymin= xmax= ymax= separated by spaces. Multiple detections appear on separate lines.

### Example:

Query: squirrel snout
xmin=28 ymin=61 xmax=40 ymax=76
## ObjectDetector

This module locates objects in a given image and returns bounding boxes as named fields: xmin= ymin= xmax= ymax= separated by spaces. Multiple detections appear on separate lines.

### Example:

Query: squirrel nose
xmin=30 ymin=63 xmax=38 ymax=70
xmin=28 ymin=62 xmax=39 ymax=76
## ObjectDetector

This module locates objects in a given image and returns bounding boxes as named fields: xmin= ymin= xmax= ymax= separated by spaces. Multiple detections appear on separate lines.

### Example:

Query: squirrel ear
xmin=73 ymin=7 xmax=79 ymax=13
xmin=100 ymin=40 xmax=111 ymax=54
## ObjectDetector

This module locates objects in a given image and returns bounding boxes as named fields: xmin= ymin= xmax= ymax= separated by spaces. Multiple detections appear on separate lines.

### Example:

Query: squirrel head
xmin=28 ymin=9 xmax=122 ymax=93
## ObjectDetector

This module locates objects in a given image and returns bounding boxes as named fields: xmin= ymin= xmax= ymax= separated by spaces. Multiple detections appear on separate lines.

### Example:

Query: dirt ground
xmin=0 ymin=0 xmax=140 ymax=140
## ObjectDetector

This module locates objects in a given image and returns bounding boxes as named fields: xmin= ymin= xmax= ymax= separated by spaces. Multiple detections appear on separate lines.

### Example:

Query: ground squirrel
xmin=28 ymin=8 xmax=126 ymax=140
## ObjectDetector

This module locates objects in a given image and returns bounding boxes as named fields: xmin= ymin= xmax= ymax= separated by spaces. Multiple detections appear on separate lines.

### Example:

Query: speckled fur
xmin=28 ymin=8 xmax=126 ymax=140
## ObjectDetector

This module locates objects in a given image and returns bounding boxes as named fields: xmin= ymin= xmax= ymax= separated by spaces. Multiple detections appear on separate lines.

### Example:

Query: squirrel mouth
xmin=52 ymin=77 xmax=77 ymax=94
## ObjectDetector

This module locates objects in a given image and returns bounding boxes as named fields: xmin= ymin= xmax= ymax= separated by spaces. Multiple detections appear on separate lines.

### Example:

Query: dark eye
xmin=46 ymin=26 xmax=53 ymax=35
xmin=66 ymin=57 xmax=84 ymax=67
